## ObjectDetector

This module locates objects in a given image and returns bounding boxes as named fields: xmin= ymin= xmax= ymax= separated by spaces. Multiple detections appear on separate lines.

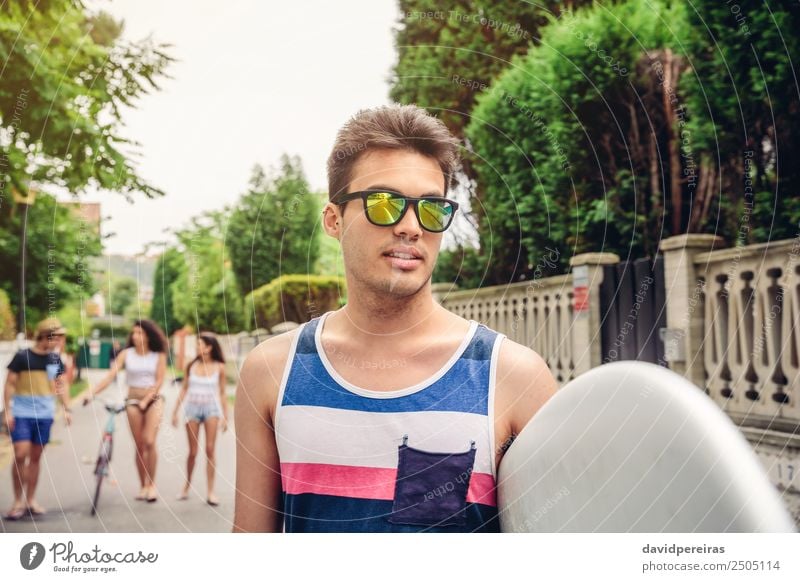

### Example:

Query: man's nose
xmin=392 ymin=202 xmax=423 ymax=239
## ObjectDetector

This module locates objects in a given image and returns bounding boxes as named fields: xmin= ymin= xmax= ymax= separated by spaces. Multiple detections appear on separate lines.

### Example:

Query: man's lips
xmin=383 ymin=246 xmax=423 ymax=259
xmin=383 ymin=247 xmax=423 ymax=269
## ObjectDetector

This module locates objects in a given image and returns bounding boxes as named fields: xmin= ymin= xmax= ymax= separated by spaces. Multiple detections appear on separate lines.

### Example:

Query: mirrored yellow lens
xmin=366 ymin=192 xmax=405 ymax=225
xmin=418 ymin=199 xmax=453 ymax=231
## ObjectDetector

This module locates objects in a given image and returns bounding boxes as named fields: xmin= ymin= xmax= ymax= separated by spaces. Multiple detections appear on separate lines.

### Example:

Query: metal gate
xmin=598 ymin=256 xmax=667 ymax=365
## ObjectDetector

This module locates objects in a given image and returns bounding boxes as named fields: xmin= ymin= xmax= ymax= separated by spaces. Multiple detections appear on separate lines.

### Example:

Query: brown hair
xmin=326 ymin=104 xmax=460 ymax=200
xmin=127 ymin=319 xmax=168 ymax=353
xmin=185 ymin=332 xmax=226 ymax=376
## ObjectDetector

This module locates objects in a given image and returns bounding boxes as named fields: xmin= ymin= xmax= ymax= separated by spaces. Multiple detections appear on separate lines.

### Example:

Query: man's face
xmin=324 ymin=148 xmax=447 ymax=300
xmin=36 ymin=332 xmax=61 ymax=350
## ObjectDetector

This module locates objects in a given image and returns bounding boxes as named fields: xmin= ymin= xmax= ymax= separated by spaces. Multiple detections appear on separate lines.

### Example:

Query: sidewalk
xmin=0 ymin=433 xmax=10 ymax=474
xmin=0 ymin=369 xmax=238 ymax=532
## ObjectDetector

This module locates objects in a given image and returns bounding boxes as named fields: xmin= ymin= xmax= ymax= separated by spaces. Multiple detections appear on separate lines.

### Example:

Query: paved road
xmin=0 ymin=369 xmax=238 ymax=532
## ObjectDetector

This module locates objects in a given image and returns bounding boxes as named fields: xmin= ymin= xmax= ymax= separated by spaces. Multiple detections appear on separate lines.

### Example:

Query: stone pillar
xmin=569 ymin=252 xmax=619 ymax=376
xmin=659 ymin=234 xmax=725 ymax=387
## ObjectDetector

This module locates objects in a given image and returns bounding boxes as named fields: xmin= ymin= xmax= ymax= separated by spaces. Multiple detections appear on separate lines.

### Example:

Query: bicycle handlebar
xmin=91 ymin=399 xmax=141 ymax=414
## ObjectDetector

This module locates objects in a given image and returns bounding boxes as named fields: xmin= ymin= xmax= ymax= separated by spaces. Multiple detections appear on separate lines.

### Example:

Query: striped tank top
xmin=275 ymin=311 xmax=505 ymax=532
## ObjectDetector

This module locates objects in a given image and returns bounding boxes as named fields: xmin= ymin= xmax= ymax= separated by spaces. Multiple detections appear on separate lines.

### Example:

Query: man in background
xmin=3 ymin=317 xmax=72 ymax=519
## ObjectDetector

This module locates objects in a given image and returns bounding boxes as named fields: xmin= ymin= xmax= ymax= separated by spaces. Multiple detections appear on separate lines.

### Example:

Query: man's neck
xmin=30 ymin=343 xmax=50 ymax=355
xmin=332 ymin=285 xmax=445 ymax=344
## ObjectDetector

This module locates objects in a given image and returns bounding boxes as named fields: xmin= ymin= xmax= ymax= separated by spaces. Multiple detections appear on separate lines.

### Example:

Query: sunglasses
xmin=335 ymin=190 xmax=459 ymax=233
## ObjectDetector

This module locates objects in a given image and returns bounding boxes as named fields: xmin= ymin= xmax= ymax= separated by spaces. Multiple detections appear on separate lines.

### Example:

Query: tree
xmin=315 ymin=209 xmax=346 ymax=278
xmin=150 ymin=247 xmax=185 ymax=336
xmin=0 ymin=192 xmax=102 ymax=328
xmin=123 ymin=299 xmax=151 ymax=323
xmin=433 ymin=245 xmax=489 ymax=289
xmin=0 ymin=0 xmax=173 ymax=200
xmin=465 ymin=0 xmax=800 ymax=286
xmin=466 ymin=0 xmax=699 ymax=283
xmin=389 ymin=0 xmax=594 ymax=240
xmin=390 ymin=1 xmax=592 ymax=144
xmin=681 ymin=0 xmax=800 ymax=243
xmin=0 ymin=289 xmax=14 ymax=340
xmin=0 ymin=1 xmax=171 ymax=331
xmin=108 ymin=276 xmax=138 ymax=316
xmin=226 ymin=156 xmax=321 ymax=295
xmin=171 ymin=213 xmax=244 ymax=333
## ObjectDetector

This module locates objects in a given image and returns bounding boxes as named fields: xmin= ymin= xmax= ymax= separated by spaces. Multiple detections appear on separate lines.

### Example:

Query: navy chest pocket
xmin=387 ymin=435 xmax=477 ymax=527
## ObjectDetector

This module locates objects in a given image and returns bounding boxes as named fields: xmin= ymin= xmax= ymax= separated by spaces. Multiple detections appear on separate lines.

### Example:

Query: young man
xmin=234 ymin=104 xmax=557 ymax=532
xmin=3 ymin=317 xmax=72 ymax=519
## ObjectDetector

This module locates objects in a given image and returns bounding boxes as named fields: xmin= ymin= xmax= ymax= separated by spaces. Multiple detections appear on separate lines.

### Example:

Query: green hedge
xmin=245 ymin=274 xmax=346 ymax=331
xmin=0 ymin=289 xmax=15 ymax=340
xmin=90 ymin=320 xmax=132 ymax=341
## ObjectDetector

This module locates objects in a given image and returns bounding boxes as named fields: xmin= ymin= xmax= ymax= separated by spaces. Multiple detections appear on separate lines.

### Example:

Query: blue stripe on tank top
xmin=280 ymin=320 xmax=497 ymax=415
xmin=281 ymin=493 xmax=500 ymax=533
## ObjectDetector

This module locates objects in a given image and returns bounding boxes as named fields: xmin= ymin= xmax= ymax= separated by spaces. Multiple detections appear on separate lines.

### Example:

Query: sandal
xmin=4 ymin=506 xmax=26 ymax=521
xmin=207 ymin=495 xmax=219 ymax=507
xmin=146 ymin=488 xmax=158 ymax=503
xmin=27 ymin=502 xmax=46 ymax=516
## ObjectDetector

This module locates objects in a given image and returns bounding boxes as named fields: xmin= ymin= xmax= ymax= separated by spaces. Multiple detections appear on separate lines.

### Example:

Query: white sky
xmin=80 ymin=0 xmax=400 ymax=255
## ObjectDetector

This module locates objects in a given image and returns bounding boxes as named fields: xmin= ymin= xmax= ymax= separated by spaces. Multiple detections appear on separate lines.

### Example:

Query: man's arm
xmin=54 ymin=363 xmax=72 ymax=426
xmin=494 ymin=339 xmax=559 ymax=470
xmin=232 ymin=331 xmax=296 ymax=533
xmin=3 ymin=371 xmax=18 ymax=432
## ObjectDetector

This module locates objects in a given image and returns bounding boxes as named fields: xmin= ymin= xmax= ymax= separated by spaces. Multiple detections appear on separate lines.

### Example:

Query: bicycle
xmin=86 ymin=398 xmax=140 ymax=516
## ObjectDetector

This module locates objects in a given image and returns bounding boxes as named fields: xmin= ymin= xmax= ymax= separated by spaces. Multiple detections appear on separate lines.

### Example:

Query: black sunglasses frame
xmin=334 ymin=189 xmax=460 ymax=233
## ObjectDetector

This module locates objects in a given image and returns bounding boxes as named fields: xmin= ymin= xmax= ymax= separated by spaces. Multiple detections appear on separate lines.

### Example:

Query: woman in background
xmin=172 ymin=333 xmax=228 ymax=506
xmin=86 ymin=319 xmax=168 ymax=502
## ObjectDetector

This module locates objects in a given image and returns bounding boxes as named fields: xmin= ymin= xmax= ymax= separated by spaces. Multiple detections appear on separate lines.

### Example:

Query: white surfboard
xmin=497 ymin=361 xmax=796 ymax=532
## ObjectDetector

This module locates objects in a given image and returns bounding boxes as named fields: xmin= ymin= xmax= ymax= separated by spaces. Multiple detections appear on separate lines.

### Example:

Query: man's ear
xmin=322 ymin=202 xmax=342 ymax=239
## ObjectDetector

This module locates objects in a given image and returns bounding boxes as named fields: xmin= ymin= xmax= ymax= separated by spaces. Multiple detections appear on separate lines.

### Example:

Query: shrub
xmin=245 ymin=274 xmax=346 ymax=331
xmin=0 ymin=289 xmax=15 ymax=340
xmin=90 ymin=319 xmax=132 ymax=341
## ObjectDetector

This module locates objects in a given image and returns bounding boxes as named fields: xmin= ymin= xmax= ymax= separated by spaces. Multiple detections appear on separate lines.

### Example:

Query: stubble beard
xmin=350 ymin=263 xmax=433 ymax=319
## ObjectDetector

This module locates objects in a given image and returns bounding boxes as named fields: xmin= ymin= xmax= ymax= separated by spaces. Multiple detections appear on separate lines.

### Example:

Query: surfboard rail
xmin=497 ymin=361 xmax=796 ymax=532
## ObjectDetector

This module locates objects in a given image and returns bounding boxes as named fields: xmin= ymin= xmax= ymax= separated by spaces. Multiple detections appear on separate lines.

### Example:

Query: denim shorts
xmin=11 ymin=417 xmax=54 ymax=445
xmin=184 ymin=400 xmax=221 ymax=423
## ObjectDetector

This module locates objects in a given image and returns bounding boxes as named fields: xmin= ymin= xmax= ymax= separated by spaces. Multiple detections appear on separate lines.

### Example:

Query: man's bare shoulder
xmin=496 ymin=337 xmax=551 ymax=374
xmin=237 ymin=328 xmax=300 ymax=411
xmin=245 ymin=328 xmax=299 ymax=369
xmin=495 ymin=337 xmax=558 ymax=434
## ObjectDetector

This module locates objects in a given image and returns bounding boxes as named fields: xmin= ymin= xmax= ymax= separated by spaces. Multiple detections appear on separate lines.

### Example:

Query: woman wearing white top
xmin=172 ymin=333 xmax=228 ymax=506
xmin=85 ymin=319 xmax=168 ymax=502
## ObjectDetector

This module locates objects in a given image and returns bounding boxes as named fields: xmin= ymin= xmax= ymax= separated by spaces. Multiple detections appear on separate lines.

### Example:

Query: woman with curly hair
xmin=85 ymin=319 xmax=168 ymax=502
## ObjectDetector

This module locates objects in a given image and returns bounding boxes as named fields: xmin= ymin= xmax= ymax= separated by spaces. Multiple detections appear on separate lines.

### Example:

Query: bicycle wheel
xmin=91 ymin=466 xmax=105 ymax=516
xmin=91 ymin=439 xmax=112 ymax=516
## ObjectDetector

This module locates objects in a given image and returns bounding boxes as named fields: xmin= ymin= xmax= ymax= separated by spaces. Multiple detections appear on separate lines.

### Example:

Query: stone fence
xmin=433 ymin=252 xmax=622 ymax=384
xmin=432 ymin=234 xmax=800 ymax=433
